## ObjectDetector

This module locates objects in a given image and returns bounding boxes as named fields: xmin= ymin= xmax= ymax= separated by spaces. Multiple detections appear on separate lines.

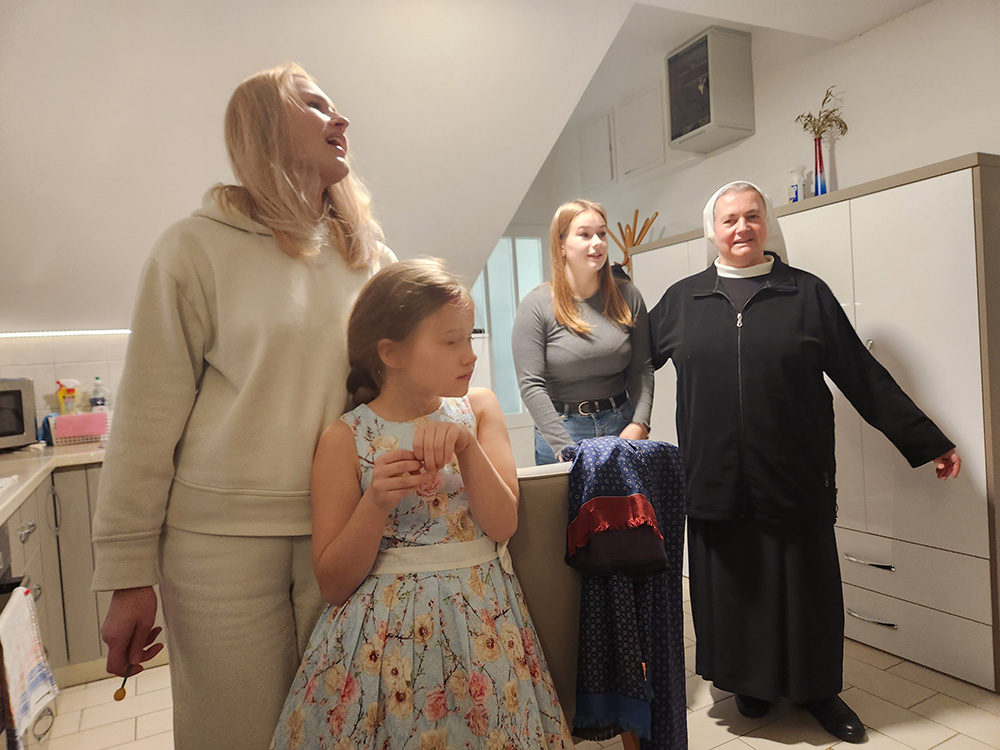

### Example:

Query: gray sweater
xmin=511 ymin=280 xmax=654 ymax=455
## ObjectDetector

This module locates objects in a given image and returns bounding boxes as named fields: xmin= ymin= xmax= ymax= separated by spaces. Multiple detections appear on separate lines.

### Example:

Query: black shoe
xmin=805 ymin=696 xmax=867 ymax=743
xmin=734 ymin=694 xmax=771 ymax=718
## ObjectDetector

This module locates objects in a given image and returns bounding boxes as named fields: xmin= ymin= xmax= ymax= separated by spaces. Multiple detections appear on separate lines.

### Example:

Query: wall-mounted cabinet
xmin=666 ymin=26 xmax=754 ymax=153
xmin=614 ymin=83 xmax=666 ymax=180
xmin=579 ymin=111 xmax=615 ymax=191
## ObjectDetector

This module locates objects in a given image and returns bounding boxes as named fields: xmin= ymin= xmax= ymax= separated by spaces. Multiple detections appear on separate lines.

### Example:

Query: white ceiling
xmin=640 ymin=0 xmax=932 ymax=42
xmin=0 ymin=0 xmax=932 ymax=332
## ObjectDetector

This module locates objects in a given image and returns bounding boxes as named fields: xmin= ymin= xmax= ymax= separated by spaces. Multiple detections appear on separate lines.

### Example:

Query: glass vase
xmin=814 ymin=136 xmax=827 ymax=196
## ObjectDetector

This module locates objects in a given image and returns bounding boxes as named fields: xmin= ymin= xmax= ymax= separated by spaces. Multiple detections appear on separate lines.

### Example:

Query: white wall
xmin=0 ymin=0 xmax=630 ymax=333
xmin=519 ymin=0 xmax=1000 ymax=245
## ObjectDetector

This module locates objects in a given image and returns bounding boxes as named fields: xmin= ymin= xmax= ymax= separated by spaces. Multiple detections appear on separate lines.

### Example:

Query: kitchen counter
xmin=0 ymin=442 xmax=105 ymax=527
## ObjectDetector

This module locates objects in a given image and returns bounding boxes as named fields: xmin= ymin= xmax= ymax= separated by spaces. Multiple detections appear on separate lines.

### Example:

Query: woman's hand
xmin=368 ymin=448 xmax=426 ymax=512
xmin=412 ymin=421 xmax=475 ymax=478
xmin=101 ymin=586 xmax=164 ymax=677
xmin=933 ymin=449 xmax=961 ymax=479
xmin=619 ymin=422 xmax=650 ymax=441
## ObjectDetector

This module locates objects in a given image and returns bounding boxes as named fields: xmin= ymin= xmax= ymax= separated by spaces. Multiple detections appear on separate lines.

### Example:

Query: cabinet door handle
xmin=846 ymin=607 xmax=898 ymax=630
xmin=31 ymin=584 xmax=42 ymax=601
xmin=865 ymin=339 xmax=874 ymax=350
xmin=18 ymin=520 xmax=37 ymax=543
xmin=843 ymin=553 xmax=895 ymax=571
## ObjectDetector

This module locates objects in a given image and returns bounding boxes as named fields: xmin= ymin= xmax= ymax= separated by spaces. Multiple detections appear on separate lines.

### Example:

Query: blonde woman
xmin=512 ymin=199 xmax=654 ymax=464
xmin=91 ymin=63 xmax=394 ymax=749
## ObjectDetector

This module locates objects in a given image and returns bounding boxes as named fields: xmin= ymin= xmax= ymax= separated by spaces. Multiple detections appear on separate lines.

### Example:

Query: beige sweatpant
xmin=158 ymin=527 xmax=325 ymax=750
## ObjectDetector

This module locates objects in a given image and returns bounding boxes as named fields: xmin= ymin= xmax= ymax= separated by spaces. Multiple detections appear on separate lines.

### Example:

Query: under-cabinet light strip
xmin=0 ymin=329 xmax=131 ymax=339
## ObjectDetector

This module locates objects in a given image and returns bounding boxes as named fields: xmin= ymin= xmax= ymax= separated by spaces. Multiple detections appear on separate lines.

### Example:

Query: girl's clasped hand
xmin=369 ymin=420 xmax=475 ymax=509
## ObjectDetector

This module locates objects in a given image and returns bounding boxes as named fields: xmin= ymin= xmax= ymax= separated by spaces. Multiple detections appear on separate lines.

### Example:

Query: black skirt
xmin=686 ymin=517 xmax=844 ymax=703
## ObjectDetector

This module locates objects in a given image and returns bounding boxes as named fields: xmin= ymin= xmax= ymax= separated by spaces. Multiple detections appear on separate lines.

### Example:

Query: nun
xmin=647 ymin=180 xmax=961 ymax=743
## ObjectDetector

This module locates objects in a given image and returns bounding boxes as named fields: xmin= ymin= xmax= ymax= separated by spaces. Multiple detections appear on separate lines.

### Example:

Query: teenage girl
xmin=271 ymin=258 xmax=573 ymax=749
xmin=512 ymin=199 xmax=654 ymax=465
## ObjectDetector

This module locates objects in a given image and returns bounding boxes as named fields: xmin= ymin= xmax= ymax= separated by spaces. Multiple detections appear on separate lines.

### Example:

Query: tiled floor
xmin=26 ymin=579 xmax=1000 ymax=749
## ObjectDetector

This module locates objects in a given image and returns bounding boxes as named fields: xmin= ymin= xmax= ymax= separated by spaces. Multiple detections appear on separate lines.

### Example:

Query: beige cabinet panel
xmin=844 ymin=583 xmax=994 ymax=690
xmin=779 ymin=201 xmax=866 ymax=532
xmin=53 ymin=466 xmax=102 ymax=664
xmin=850 ymin=171 xmax=988 ymax=558
xmin=631 ymin=239 xmax=700 ymax=445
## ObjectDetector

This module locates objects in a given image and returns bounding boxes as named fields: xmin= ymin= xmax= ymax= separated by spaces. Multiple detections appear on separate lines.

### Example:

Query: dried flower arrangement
xmin=795 ymin=86 xmax=849 ymax=139
xmin=795 ymin=86 xmax=848 ymax=196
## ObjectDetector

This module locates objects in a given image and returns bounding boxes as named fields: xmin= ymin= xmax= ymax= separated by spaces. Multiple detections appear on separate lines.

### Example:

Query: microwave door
xmin=0 ymin=391 xmax=26 ymax=439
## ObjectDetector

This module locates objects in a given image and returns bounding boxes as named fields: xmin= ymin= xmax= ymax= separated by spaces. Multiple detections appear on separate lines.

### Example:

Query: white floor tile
xmin=932 ymin=734 xmax=999 ymax=750
xmin=135 ymin=707 xmax=172 ymax=739
xmin=843 ymin=686 xmax=956 ymax=750
xmin=686 ymin=672 xmax=732 ymax=712
xmin=44 ymin=718 xmax=135 ymax=750
xmin=57 ymin=684 xmax=120 ymax=714
xmin=844 ymin=639 xmax=904 ymax=671
xmin=739 ymin=708 xmax=841 ymax=749
xmin=887 ymin=662 xmax=1000 ymax=718
xmin=685 ymin=643 xmax=696 ymax=672
xmin=134 ymin=665 xmax=171 ymax=695
xmin=842 ymin=656 xmax=936 ymax=709
xmin=857 ymin=727 xmax=916 ymax=749
xmin=686 ymin=696 xmax=796 ymax=750
xmin=109 ymin=733 xmax=175 ymax=750
xmin=909 ymin=694 xmax=1000 ymax=749
xmin=684 ymin=616 xmax=697 ymax=641
xmin=79 ymin=687 xmax=173 ymax=732
xmin=50 ymin=707 xmax=82 ymax=738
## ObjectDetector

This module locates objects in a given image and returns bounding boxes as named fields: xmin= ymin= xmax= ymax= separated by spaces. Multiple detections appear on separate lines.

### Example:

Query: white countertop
xmin=1 ymin=442 xmax=560 ymax=525
xmin=0 ymin=442 xmax=106 ymax=526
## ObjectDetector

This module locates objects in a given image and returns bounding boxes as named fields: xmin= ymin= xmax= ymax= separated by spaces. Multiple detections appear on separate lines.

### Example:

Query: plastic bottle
xmin=788 ymin=166 xmax=806 ymax=203
xmin=90 ymin=376 xmax=111 ymax=413
xmin=56 ymin=379 xmax=80 ymax=415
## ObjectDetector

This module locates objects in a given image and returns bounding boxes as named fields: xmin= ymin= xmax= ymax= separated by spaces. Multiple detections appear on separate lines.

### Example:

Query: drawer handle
xmin=843 ymin=553 xmax=895 ymax=571
xmin=18 ymin=520 xmax=37 ymax=544
xmin=846 ymin=607 xmax=898 ymax=630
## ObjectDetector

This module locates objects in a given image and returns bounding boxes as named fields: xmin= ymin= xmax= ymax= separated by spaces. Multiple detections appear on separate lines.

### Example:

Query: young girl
xmin=272 ymin=258 xmax=573 ymax=749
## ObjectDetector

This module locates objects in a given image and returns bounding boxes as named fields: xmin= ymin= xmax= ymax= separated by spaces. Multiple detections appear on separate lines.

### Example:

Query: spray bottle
xmin=56 ymin=379 xmax=80 ymax=415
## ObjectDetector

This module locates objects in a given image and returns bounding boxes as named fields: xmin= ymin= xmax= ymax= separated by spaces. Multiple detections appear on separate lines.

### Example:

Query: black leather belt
xmin=553 ymin=391 xmax=628 ymax=416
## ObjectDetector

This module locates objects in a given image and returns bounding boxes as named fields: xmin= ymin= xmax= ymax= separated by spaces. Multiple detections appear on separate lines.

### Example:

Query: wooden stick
xmin=635 ymin=211 xmax=658 ymax=245
xmin=608 ymin=230 xmax=626 ymax=252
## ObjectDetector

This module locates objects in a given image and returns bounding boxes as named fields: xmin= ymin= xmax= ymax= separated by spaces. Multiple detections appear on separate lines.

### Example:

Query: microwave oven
xmin=0 ymin=378 xmax=38 ymax=451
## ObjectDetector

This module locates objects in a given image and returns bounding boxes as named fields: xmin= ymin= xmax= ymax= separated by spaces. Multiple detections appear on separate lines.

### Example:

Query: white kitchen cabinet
xmin=631 ymin=237 xmax=710 ymax=444
xmin=53 ymin=465 xmax=103 ymax=664
xmin=53 ymin=463 xmax=167 ymax=669
xmin=779 ymin=201 xmax=866 ymax=533
xmin=630 ymin=154 xmax=1000 ymax=690
xmin=851 ymin=171 xmax=988 ymax=557
xmin=5 ymin=480 xmax=68 ymax=669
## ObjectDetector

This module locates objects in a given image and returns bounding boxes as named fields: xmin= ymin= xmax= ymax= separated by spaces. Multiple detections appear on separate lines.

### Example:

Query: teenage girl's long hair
xmin=212 ymin=62 xmax=383 ymax=267
xmin=549 ymin=199 xmax=633 ymax=335
xmin=346 ymin=258 xmax=473 ymax=406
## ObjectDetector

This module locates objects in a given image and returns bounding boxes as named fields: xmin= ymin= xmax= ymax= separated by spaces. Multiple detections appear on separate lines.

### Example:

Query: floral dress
xmin=272 ymin=396 xmax=573 ymax=750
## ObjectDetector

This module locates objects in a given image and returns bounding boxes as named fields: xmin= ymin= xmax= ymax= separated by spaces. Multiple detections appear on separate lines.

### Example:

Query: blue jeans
xmin=533 ymin=399 xmax=636 ymax=465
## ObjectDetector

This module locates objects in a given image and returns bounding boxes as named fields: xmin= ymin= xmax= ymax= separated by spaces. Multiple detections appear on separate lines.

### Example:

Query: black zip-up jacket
xmin=648 ymin=255 xmax=954 ymax=527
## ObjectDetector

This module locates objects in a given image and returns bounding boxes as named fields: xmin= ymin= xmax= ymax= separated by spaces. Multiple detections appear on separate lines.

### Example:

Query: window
xmin=472 ymin=230 xmax=548 ymax=416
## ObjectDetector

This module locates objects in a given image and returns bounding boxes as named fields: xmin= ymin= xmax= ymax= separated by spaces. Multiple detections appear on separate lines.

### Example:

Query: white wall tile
xmin=0 ymin=337 xmax=54 ymax=366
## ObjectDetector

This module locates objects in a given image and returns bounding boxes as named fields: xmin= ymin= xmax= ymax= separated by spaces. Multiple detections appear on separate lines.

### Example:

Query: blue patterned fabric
xmin=561 ymin=437 xmax=687 ymax=749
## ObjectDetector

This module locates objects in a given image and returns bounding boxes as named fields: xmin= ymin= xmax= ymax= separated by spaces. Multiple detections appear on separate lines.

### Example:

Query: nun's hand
xmin=933 ymin=449 xmax=961 ymax=479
